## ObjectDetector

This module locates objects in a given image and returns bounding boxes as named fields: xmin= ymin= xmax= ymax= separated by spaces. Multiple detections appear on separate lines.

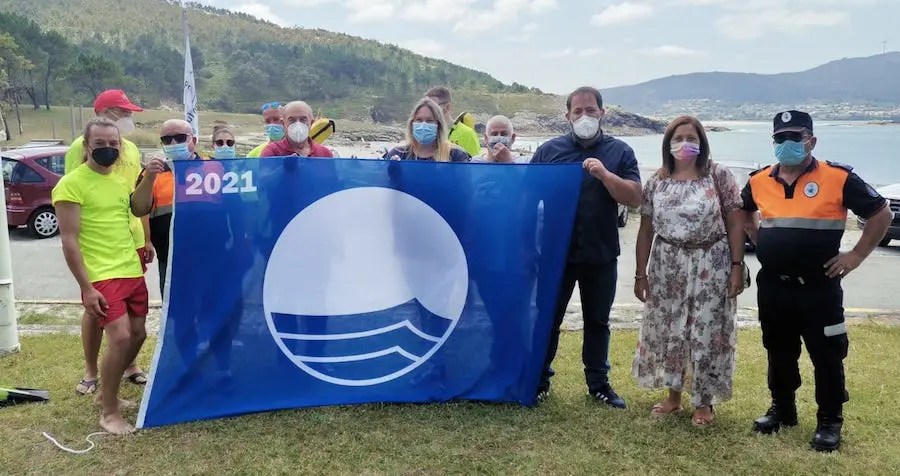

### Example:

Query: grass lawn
xmin=2 ymin=324 xmax=899 ymax=475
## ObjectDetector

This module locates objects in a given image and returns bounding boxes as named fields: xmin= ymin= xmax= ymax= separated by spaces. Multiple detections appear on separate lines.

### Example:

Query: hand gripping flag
xmin=138 ymin=157 xmax=583 ymax=428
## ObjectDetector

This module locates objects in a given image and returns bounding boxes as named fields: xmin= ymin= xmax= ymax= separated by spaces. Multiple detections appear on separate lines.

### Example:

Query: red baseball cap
xmin=93 ymin=89 xmax=143 ymax=114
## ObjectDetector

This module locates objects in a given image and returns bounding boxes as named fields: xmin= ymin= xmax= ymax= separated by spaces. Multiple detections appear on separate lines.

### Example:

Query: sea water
xmin=517 ymin=121 xmax=900 ymax=186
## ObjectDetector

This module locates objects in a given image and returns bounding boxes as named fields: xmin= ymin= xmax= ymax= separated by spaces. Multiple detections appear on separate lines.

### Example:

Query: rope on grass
xmin=41 ymin=431 xmax=108 ymax=454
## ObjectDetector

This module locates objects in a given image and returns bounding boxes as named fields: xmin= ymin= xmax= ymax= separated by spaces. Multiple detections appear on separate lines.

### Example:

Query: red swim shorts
xmin=84 ymin=277 xmax=150 ymax=328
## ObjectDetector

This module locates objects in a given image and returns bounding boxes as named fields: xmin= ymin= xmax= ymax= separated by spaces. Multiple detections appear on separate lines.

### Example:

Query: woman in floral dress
xmin=632 ymin=115 xmax=746 ymax=426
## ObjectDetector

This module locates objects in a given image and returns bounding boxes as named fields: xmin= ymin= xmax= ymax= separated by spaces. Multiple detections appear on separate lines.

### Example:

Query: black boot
xmin=810 ymin=411 xmax=843 ymax=452
xmin=752 ymin=398 xmax=798 ymax=434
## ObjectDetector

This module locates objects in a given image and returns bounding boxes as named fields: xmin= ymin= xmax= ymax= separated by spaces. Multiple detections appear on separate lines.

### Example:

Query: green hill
xmin=601 ymin=53 xmax=900 ymax=120
xmin=0 ymin=0 xmax=556 ymax=121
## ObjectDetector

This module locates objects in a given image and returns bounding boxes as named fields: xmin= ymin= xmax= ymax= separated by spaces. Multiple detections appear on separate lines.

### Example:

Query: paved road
xmin=7 ymin=221 xmax=900 ymax=310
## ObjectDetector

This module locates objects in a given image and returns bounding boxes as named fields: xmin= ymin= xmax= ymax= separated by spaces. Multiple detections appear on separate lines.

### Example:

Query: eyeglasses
xmin=261 ymin=102 xmax=281 ymax=112
xmin=772 ymin=132 xmax=805 ymax=144
xmin=160 ymin=133 xmax=189 ymax=145
xmin=214 ymin=139 xmax=235 ymax=147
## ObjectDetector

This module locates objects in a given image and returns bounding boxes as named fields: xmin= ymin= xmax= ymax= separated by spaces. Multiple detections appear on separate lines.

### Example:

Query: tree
xmin=65 ymin=53 xmax=125 ymax=98
xmin=0 ymin=33 xmax=32 ymax=140
xmin=39 ymin=30 xmax=71 ymax=109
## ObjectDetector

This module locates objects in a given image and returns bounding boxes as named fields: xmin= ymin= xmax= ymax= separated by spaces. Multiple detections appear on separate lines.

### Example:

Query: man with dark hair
xmin=54 ymin=117 xmax=166 ymax=435
xmin=742 ymin=110 xmax=891 ymax=451
xmin=424 ymin=86 xmax=481 ymax=157
xmin=530 ymin=86 xmax=642 ymax=408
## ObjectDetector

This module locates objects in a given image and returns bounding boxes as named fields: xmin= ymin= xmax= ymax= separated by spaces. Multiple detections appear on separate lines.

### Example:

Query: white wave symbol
xmin=263 ymin=186 xmax=469 ymax=386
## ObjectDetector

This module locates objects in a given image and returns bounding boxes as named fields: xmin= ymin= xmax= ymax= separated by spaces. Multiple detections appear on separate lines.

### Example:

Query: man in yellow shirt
xmin=65 ymin=90 xmax=151 ymax=396
xmin=53 ymin=117 xmax=166 ymax=435
xmin=247 ymin=101 xmax=285 ymax=157
xmin=425 ymin=86 xmax=481 ymax=157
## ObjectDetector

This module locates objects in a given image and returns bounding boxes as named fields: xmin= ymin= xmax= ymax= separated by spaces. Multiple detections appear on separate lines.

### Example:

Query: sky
xmin=198 ymin=0 xmax=898 ymax=94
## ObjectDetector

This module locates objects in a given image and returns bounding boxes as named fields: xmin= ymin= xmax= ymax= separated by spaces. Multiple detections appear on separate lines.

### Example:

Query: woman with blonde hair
xmin=632 ymin=115 xmax=747 ymax=426
xmin=383 ymin=98 xmax=470 ymax=162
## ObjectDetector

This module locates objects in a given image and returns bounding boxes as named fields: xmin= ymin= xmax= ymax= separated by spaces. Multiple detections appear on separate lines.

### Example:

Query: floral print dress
xmin=632 ymin=164 xmax=742 ymax=407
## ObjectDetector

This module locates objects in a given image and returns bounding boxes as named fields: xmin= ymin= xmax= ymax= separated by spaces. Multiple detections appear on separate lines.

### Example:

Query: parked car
xmin=3 ymin=146 xmax=69 ymax=238
xmin=856 ymin=183 xmax=900 ymax=247
xmin=718 ymin=161 xmax=762 ymax=252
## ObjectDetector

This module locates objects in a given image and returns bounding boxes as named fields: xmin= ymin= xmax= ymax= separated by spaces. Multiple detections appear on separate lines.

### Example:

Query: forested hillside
xmin=0 ymin=0 xmax=550 ymax=123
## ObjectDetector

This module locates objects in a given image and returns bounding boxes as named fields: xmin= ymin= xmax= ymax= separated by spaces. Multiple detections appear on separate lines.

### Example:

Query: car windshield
xmin=2 ymin=158 xmax=16 ymax=182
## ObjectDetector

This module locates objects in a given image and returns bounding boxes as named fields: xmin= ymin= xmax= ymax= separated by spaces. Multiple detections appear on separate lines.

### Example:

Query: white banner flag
xmin=182 ymin=2 xmax=199 ymax=135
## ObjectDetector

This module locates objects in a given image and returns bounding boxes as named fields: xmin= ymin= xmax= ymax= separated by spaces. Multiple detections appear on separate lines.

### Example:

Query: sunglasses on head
xmin=772 ymin=131 xmax=805 ymax=144
xmin=160 ymin=133 xmax=189 ymax=145
xmin=261 ymin=102 xmax=281 ymax=112
xmin=215 ymin=139 xmax=235 ymax=147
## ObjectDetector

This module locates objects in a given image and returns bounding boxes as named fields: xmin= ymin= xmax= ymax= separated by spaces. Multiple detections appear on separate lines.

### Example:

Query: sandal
xmin=75 ymin=378 xmax=98 ymax=396
xmin=124 ymin=370 xmax=148 ymax=385
xmin=650 ymin=402 xmax=683 ymax=419
xmin=692 ymin=406 xmax=715 ymax=427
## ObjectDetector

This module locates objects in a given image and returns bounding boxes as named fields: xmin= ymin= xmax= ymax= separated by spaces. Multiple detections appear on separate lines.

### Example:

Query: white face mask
xmin=288 ymin=122 xmax=310 ymax=143
xmin=115 ymin=117 xmax=135 ymax=135
xmin=572 ymin=115 xmax=600 ymax=140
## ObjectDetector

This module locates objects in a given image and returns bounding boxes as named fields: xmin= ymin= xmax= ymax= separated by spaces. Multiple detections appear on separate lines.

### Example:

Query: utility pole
xmin=883 ymin=41 xmax=888 ymax=55
xmin=0 ymin=177 xmax=20 ymax=357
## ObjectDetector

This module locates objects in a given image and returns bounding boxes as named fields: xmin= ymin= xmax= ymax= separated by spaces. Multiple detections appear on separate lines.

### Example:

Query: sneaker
xmin=590 ymin=384 xmax=627 ymax=409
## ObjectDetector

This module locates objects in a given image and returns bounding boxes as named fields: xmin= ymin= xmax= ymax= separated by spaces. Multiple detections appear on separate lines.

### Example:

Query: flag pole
xmin=0 ymin=176 xmax=20 ymax=357
xmin=182 ymin=1 xmax=199 ymax=136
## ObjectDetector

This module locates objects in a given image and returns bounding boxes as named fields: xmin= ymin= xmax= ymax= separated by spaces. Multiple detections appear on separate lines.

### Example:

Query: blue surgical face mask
xmin=265 ymin=124 xmax=285 ymax=141
xmin=412 ymin=122 xmax=438 ymax=145
xmin=774 ymin=140 xmax=808 ymax=166
xmin=214 ymin=145 xmax=236 ymax=159
xmin=163 ymin=142 xmax=192 ymax=161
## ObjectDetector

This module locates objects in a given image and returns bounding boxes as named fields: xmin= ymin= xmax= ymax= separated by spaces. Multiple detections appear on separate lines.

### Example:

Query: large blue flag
xmin=137 ymin=156 xmax=583 ymax=428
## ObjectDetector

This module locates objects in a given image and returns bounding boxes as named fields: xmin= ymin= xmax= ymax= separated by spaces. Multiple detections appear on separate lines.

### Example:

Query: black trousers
xmin=539 ymin=260 xmax=617 ymax=394
xmin=757 ymin=269 xmax=850 ymax=416
xmin=149 ymin=213 xmax=172 ymax=296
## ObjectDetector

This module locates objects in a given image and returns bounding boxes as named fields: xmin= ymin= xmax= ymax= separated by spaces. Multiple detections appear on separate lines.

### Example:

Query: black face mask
xmin=91 ymin=147 xmax=119 ymax=167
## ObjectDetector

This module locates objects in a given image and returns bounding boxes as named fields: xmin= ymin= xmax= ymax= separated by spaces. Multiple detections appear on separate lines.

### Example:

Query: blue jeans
xmin=538 ymin=260 xmax=616 ymax=394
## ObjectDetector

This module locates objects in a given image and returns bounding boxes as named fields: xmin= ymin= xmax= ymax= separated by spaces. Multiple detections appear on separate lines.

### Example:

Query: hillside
xmin=602 ymin=53 xmax=900 ymax=120
xmin=0 ymin=0 xmax=555 ymax=121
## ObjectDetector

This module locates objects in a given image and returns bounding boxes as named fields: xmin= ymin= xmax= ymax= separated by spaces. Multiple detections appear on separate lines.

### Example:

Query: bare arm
xmin=57 ymin=202 xmax=92 ymax=292
xmin=635 ymin=215 xmax=654 ymax=277
xmin=852 ymin=205 xmax=892 ymax=260
xmin=600 ymin=173 xmax=642 ymax=208
xmin=742 ymin=210 xmax=760 ymax=245
xmin=131 ymin=158 xmax=165 ymax=216
xmin=726 ymin=209 xmax=746 ymax=264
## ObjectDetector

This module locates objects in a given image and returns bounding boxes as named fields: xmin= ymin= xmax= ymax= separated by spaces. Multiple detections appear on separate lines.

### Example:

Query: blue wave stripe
xmin=270 ymin=299 xmax=453 ymax=337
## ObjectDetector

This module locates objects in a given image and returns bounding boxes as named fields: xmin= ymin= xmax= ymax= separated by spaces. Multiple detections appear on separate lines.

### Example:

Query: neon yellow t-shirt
xmin=52 ymin=164 xmax=144 ymax=283
xmin=247 ymin=142 xmax=268 ymax=158
xmin=449 ymin=122 xmax=482 ymax=157
xmin=65 ymin=137 xmax=145 ymax=249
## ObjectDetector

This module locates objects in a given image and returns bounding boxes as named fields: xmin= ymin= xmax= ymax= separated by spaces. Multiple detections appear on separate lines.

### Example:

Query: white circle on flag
xmin=262 ymin=187 xmax=468 ymax=386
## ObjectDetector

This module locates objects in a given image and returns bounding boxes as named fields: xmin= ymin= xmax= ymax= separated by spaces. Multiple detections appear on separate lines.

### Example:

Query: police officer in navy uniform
xmin=741 ymin=110 xmax=892 ymax=451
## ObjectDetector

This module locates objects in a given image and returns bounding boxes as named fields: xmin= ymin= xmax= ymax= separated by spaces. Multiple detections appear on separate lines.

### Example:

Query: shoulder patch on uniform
xmin=825 ymin=160 xmax=853 ymax=172
xmin=748 ymin=165 xmax=771 ymax=177
xmin=866 ymin=184 xmax=881 ymax=197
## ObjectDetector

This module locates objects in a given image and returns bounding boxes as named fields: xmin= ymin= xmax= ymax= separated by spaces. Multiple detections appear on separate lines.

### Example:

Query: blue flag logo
xmin=137 ymin=157 xmax=583 ymax=428
xmin=264 ymin=187 xmax=469 ymax=386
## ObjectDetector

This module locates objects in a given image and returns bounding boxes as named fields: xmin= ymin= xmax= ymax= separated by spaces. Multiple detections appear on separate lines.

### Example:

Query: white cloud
xmin=641 ymin=45 xmax=704 ymax=56
xmin=505 ymin=21 xmax=538 ymax=42
xmin=591 ymin=2 xmax=655 ymax=26
xmin=234 ymin=3 xmax=289 ymax=26
xmin=541 ymin=48 xmax=572 ymax=58
xmin=343 ymin=0 xmax=396 ymax=22
xmin=579 ymin=48 xmax=602 ymax=57
xmin=716 ymin=9 xmax=849 ymax=39
xmin=453 ymin=0 xmax=560 ymax=34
